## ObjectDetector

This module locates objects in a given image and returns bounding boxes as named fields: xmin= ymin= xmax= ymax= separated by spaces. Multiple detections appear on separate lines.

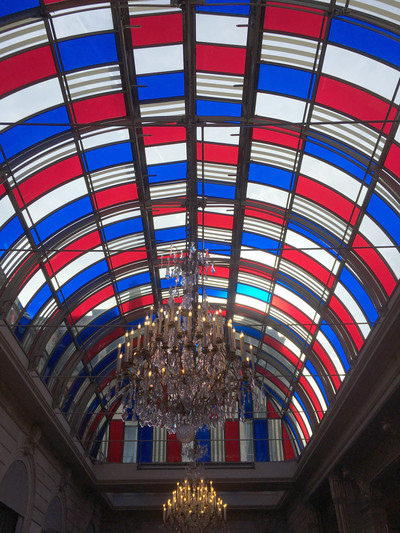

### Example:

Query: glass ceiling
xmin=1 ymin=0 xmax=399 ymax=457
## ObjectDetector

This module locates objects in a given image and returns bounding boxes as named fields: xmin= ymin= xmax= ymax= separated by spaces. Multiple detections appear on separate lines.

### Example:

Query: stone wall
xmin=0 ymin=385 xmax=101 ymax=533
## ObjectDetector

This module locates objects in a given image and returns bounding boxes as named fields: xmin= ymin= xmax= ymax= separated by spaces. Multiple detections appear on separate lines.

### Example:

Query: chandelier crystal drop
xmin=114 ymin=244 xmax=256 ymax=441
xmin=163 ymin=478 xmax=227 ymax=533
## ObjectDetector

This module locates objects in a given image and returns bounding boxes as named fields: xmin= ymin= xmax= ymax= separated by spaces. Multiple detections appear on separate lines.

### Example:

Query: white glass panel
xmin=17 ymin=269 xmax=46 ymax=307
xmin=274 ymin=284 xmax=319 ymax=321
xmin=240 ymin=246 xmax=276 ymax=268
xmin=145 ymin=143 xmax=187 ymax=165
xmin=334 ymin=282 xmax=370 ymax=336
xmin=24 ymin=178 xmax=87 ymax=224
xmin=236 ymin=293 xmax=269 ymax=312
xmin=52 ymin=8 xmax=114 ymax=38
xmin=152 ymin=427 xmax=166 ymax=462
xmin=302 ymin=367 xmax=328 ymax=413
xmin=239 ymin=420 xmax=254 ymax=462
xmin=247 ymin=182 xmax=289 ymax=208
xmin=81 ymin=127 xmax=130 ymax=150
xmin=0 ymin=78 xmax=63 ymax=133
xmin=285 ymin=230 xmax=339 ymax=273
xmin=211 ymin=425 xmax=225 ymax=462
xmin=199 ymin=126 xmax=240 ymax=145
xmin=52 ymin=248 xmax=105 ymax=289
xmin=0 ymin=195 xmax=15 ymax=228
xmin=323 ymin=45 xmax=400 ymax=101
xmin=291 ymin=395 xmax=312 ymax=438
xmin=301 ymin=155 xmax=367 ymax=204
xmin=315 ymin=330 xmax=346 ymax=381
xmin=255 ymin=92 xmax=307 ymax=123
xmin=153 ymin=212 xmax=186 ymax=230
xmin=359 ymin=215 xmax=400 ymax=277
xmin=123 ymin=422 xmax=138 ymax=463
xmin=196 ymin=14 xmax=248 ymax=46
xmin=134 ymin=44 xmax=183 ymax=75
xmin=268 ymin=420 xmax=284 ymax=461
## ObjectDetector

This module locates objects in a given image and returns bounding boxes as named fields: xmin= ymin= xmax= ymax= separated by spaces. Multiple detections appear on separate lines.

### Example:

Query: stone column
xmin=329 ymin=469 xmax=357 ymax=533
xmin=358 ymin=482 xmax=388 ymax=533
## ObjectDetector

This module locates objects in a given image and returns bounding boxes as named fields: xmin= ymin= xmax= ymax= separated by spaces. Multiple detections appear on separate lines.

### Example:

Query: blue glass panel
xmin=196 ymin=0 xmax=249 ymax=15
xmin=91 ymin=421 xmax=108 ymax=459
xmin=288 ymin=221 xmax=341 ymax=256
xmin=137 ymin=72 xmax=184 ymax=100
xmin=34 ymin=197 xmax=92 ymax=244
xmin=137 ymin=426 xmax=153 ymax=463
xmin=367 ymin=194 xmax=400 ymax=245
xmin=148 ymin=162 xmax=187 ymax=183
xmin=0 ymin=0 xmax=39 ymax=16
xmin=0 ymin=217 xmax=24 ymax=259
xmin=277 ymin=271 xmax=323 ymax=303
xmin=91 ymin=350 xmax=116 ymax=376
xmin=63 ymin=371 xmax=87 ymax=412
xmin=196 ymin=100 xmax=242 ymax=117
xmin=25 ymin=284 xmax=52 ymax=318
xmin=103 ymin=217 xmax=144 ymax=241
xmin=59 ymin=260 xmax=108 ymax=301
xmin=254 ymin=420 xmax=269 ymax=461
xmin=258 ymin=64 xmax=313 ymax=99
xmin=14 ymin=314 xmax=31 ymax=341
xmin=199 ymin=287 xmax=228 ymax=299
xmin=264 ymin=385 xmax=285 ymax=408
xmin=116 ymin=272 xmax=151 ymax=293
xmin=305 ymin=360 xmax=329 ymax=405
xmin=239 ymin=383 xmax=253 ymax=419
xmin=241 ymin=232 xmax=280 ymax=254
xmin=196 ymin=426 xmax=211 ymax=462
xmin=320 ymin=321 xmax=350 ymax=371
xmin=85 ymin=143 xmax=133 ymax=172
xmin=293 ymin=392 xmax=312 ymax=425
xmin=249 ymin=163 xmax=293 ymax=190
xmin=198 ymin=241 xmax=231 ymax=255
xmin=43 ymin=332 xmax=73 ymax=381
xmin=57 ymin=34 xmax=118 ymax=71
xmin=76 ymin=307 xmax=120 ymax=346
xmin=235 ymin=325 xmax=262 ymax=341
xmin=78 ymin=396 xmax=100 ymax=438
xmin=0 ymin=106 xmax=70 ymax=159
xmin=339 ymin=267 xmax=378 ymax=324
xmin=284 ymin=415 xmax=303 ymax=450
xmin=329 ymin=18 xmax=400 ymax=68
xmin=154 ymin=226 xmax=186 ymax=244
xmin=304 ymin=140 xmax=368 ymax=182
xmin=237 ymin=283 xmax=271 ymax=303
xmin=198 ymin=182 xmax=236 ymax=199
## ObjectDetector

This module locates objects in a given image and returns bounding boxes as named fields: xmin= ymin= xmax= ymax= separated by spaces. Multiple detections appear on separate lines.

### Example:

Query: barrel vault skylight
xmin=0 ymin=0 xmax=399 ymax=462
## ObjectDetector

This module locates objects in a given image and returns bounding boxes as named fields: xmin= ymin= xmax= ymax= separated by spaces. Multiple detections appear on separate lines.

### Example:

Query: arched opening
xmin=42 ymin=496 xmax=62 ymax=533
xmin=0 ymin=460 xmax=29 ymax=533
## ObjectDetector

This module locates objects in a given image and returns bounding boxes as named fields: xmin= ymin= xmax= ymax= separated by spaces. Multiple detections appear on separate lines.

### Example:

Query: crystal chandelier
xmin=163 ymin=477 xmax=227 ymax=533
xmin=113 ymin=244 xmax=255 ymax=442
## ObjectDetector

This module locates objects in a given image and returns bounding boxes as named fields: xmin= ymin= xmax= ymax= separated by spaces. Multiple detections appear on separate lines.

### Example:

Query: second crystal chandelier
xmin=115 ymin=244 xmax=255 ymax=442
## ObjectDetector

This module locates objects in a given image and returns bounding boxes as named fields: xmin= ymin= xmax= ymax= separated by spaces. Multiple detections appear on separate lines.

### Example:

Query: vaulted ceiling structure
xmin=1 ymin=0 xmax=400 ymax=469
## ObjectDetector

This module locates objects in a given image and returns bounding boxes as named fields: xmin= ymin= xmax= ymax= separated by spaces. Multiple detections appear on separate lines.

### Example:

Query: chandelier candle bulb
xmin=240 ymin=332 xmax=245 ymax=358
xmin=188 ymin=310 xmax=192 ymax=333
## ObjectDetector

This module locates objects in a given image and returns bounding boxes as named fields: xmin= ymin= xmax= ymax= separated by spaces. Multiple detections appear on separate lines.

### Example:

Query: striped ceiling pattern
xmin=0 ymin=0 xmax=399 ymax=455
